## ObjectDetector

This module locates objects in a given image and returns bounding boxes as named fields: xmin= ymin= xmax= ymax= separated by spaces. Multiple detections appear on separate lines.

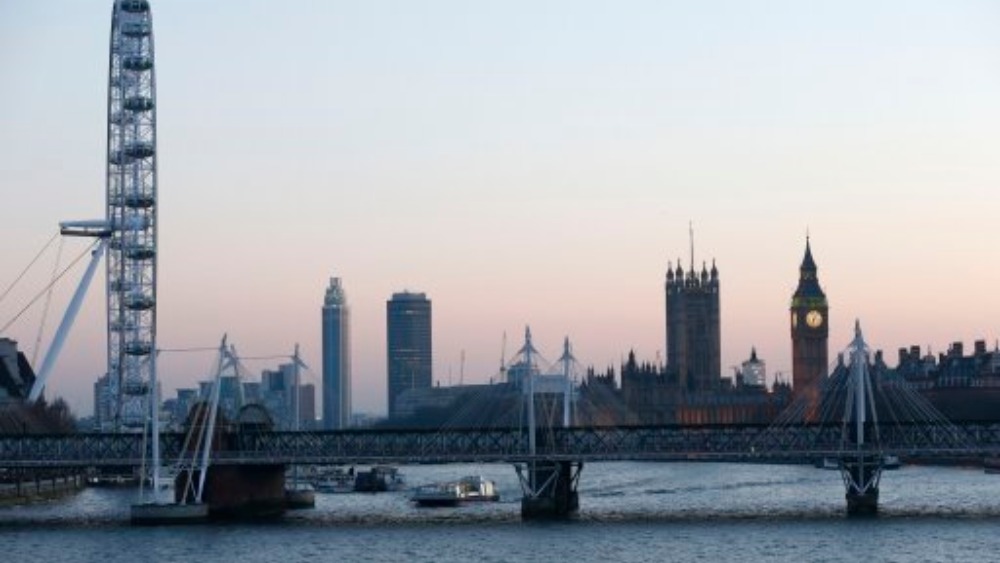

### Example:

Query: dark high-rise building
xmin=790 ymin=238 xmax=829 ymax=421
xmin=386 ymin=291 xmax=432 ymax=419
xmin=322 ymin=277 xmax=351 ymax=430
xmin=665 ymin=258 xmax=721 ymax=390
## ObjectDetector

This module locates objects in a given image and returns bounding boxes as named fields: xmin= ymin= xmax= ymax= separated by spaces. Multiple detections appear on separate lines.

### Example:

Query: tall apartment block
xmin=322 ymin=277 xmax=351 ymax=429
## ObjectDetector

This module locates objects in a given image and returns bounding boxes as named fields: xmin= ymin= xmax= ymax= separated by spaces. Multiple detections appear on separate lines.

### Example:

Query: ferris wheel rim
xmin=103 ymin=0 xmax=158 ymax=432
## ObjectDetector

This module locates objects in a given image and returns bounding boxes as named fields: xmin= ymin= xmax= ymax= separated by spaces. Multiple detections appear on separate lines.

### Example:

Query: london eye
xmin=105 ymin=0 xmax=158 ymax=431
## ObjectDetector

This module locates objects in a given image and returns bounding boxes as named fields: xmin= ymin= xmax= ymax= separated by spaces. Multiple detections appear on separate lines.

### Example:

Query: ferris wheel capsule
xmin=119 ymin=0 xmax=150 ymax=14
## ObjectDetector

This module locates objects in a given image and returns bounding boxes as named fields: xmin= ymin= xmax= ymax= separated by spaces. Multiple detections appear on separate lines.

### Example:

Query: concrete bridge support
xmin=516 ymin=460 xmax=582 ymax=519
xmin=840 ymin=455 xmax=882 ymax=516
xmin=176 ymin=464 xmax=286 ymax=519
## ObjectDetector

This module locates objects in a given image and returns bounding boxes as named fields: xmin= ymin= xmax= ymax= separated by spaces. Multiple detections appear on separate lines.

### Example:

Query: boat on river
xmin=284 ymin=482 xmax=315 ymax=509
xmin=815 ymin=458 xmax=840 ymax=470
xmin=312 ymin=468 xmax=356 ymax=494
xmin=411 ymin=476 xmax=500 ymax=507
xmin=354 ymin=466 xmax=406 ymax=493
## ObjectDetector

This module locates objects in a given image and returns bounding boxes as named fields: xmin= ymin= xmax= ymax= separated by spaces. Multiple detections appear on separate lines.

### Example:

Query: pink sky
xmin=1 ymin=1 xmax=999 ymax=416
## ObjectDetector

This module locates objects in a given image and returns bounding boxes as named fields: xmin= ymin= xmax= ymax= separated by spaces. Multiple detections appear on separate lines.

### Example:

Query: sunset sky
xmin=2 ymin=1 xmax=999 ymax=417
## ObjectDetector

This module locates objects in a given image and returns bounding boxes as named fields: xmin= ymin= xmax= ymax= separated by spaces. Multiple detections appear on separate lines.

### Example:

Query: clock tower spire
xmin=790 ymin=236 xmax=828 ymax=421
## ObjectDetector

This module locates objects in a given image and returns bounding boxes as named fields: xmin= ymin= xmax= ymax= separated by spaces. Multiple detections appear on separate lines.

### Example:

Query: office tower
xmin=386 ymin=291 xmax=432 ymax=419
xmin=261 ymin=361 xmax=313 ymax=430
xmin=322 ymin=277 xmax=351 ymax=429
xmin=790 ymin=237 xmax=829 ymax=421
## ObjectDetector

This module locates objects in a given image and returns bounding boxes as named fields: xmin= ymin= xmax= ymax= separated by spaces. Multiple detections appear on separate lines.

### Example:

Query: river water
xmin=3 ymin=462 xmax=1000 ymax=562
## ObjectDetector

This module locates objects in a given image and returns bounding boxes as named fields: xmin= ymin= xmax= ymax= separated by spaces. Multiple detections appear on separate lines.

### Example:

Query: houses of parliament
xmin=577 ymin=238 xmax=825 ymax=426
xmin=576 ymin=234 xmax=1000 ymax=426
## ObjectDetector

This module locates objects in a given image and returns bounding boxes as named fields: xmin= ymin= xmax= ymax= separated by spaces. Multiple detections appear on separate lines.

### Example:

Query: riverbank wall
xmin=0 ymin=473 xmax=84 ymax=506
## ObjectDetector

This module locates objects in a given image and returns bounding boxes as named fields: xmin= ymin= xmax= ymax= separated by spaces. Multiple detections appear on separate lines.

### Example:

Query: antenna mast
xmin=689 ymin=221 xmax=694 ymax=271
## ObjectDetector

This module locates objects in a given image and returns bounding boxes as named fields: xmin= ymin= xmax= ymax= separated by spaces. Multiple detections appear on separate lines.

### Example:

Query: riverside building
xmin=322 ymin=277 xmax=351 ymax=429
xmin=386 ymin=291 xmax=432 ymax=420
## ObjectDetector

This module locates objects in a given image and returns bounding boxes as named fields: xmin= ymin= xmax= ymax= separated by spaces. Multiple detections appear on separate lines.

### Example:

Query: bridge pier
xmin=516 ymin=460 xmax=582 ymax=519
xmin=175 ymin=464 xmax=287 ymax=519
xmin=840 ymin=454 xmax=882 ymax=516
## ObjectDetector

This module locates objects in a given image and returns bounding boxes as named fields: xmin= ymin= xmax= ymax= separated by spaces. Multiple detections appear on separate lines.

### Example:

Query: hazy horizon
xmin=2 ymin=1 xmax=999 ymax=417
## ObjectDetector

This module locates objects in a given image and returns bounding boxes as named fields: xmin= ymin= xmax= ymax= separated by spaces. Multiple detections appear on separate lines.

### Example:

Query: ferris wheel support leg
xmin=28 ymin=239 xmax=107 ymax=402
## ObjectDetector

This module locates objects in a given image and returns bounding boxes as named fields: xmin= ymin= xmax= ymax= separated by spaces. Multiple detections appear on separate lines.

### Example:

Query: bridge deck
xmin=3 ymin=423 xmax=1000 ymax=469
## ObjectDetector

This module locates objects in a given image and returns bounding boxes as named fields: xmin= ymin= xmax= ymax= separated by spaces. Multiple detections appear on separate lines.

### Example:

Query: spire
xmin=791 ymin=236 xmax=826 ymax=304
xmin=800 ymin=235 xmax=817 ymax=273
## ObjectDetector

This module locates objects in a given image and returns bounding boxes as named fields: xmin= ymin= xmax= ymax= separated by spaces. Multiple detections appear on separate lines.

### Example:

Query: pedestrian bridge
xmin=2 ymin=421 xmax=999 ymax=469
xmin=4 ymin=323 xmax=997 ymax=517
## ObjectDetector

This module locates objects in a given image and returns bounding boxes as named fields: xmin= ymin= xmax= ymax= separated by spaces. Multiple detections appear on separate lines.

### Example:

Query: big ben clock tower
xmin=790 ymin=237 xmax=828 ymax=421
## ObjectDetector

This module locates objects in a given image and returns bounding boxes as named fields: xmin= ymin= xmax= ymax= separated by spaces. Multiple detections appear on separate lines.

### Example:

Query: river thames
xmin=4 ymin=462 xmax=1000 ymax=562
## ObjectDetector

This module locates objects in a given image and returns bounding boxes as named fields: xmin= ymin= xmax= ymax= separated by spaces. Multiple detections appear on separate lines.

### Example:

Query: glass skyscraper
xmin=386 ymin=291 xmax=432 ymax=420
xmin=322 ymin=277 xmax=351 ymax=429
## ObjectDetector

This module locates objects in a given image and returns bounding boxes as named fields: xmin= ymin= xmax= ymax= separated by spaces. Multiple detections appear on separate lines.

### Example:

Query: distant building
xmin=217 ymin=375 xmax=245 ymax=419
xmin=386 ymin=291 xmax=432 ymax=420
xmin=393 ymin=383 xmax=493 ymax=421
xmin=322 ymin=276 xmax=351 ymax=429
xmin=665 ymin=256 xmax=721 ymax=390
xmin=0 ymin=338 xmax=36 ymax=402
xmin=93 ymin=373 xmax=113 ymax=429
xmin=166 ymin=387 xmax=198 ymax=429
xmin=604 ymin=241 xmax=792 ymax=425
xmin=260 ymin=363 xmax=296 ymax=429
xmin=95 ymin=371 xmax=161 ymax=431
xmin=507 ymin=359 xmax=574 ymax=396
xmin=619 ymin=350 xmax=789 ymax=425
xmin=790 ymin=237 xmax=829 ymax=421
xmin=164 ymin=361 xmax=315 ymax=431
xmin=242 ymin=381 xmax=261 ymax=405
xmin=297 ymin=383 xmax=316 ymax=429
xmin=893 ymin=340 xmax=1000 ymax=421
xmin=740 ymin=347 xmax=767 ymax=387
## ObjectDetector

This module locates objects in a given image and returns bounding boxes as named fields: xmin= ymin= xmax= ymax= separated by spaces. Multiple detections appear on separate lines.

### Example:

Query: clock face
xmin=806 ymin=310 xmax=824 ymax=328
xmin=791 ymin=312 xmax=797 ymax=328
